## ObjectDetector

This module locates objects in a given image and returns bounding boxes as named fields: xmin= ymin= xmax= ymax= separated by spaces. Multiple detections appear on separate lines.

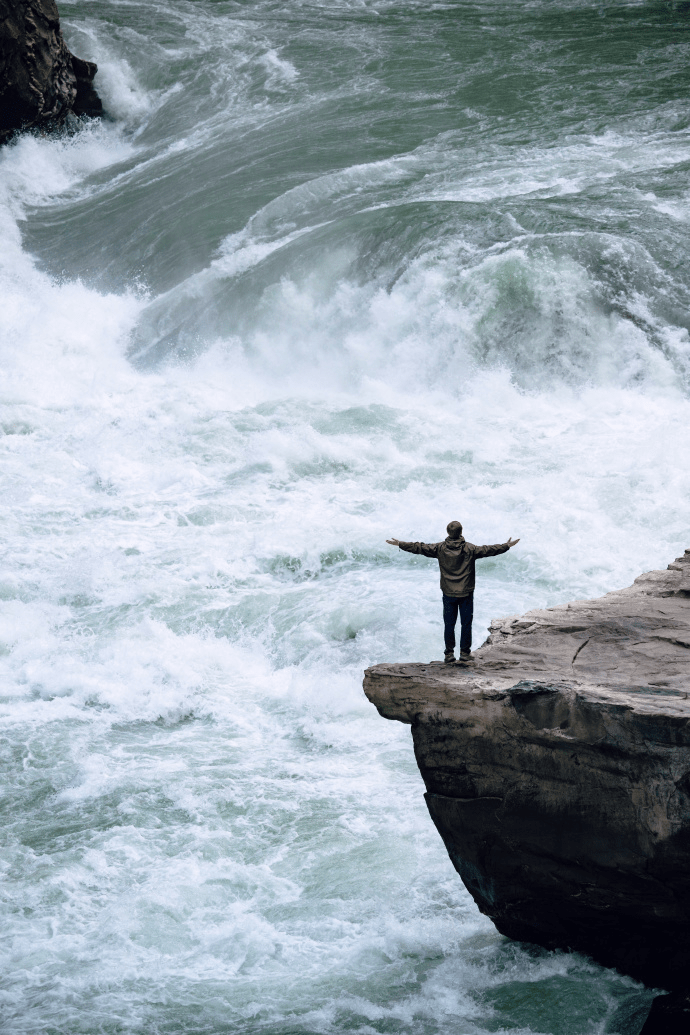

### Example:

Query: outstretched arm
xmin=386 ymin=538 xmax=439 ymax=558
xmin=474 ymin=537 xmax=520 ymax=558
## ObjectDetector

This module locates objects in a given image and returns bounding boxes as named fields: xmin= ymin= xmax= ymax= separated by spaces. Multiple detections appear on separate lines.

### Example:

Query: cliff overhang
xmin=363 ymin=549 xmax=690 ymax=1029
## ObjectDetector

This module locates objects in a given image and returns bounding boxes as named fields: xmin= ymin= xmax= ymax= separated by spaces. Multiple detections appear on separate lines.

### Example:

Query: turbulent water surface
xmin=2 ymin=1 xmax=690 ymax=1032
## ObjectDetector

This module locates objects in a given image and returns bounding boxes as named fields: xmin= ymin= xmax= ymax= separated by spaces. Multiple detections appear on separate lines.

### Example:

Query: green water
xmin=1 ymin=0 xmax=689 ymax=1031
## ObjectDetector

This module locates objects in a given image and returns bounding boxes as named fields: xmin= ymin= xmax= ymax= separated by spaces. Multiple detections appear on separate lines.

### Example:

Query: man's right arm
xmin=388 ymin=539 xmax=439 ymax=558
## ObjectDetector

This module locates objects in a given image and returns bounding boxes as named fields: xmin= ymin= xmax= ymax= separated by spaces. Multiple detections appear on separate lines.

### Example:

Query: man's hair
xmin=446 ymin=520 xmax=463 ymax=539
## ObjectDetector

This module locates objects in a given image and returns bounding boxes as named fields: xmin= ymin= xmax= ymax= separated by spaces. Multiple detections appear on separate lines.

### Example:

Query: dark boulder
xmin=0 ymin=0 xmax=102 ymax=144
xmin=640 ymin=989 xmax=690 ymax=1034
xmin=71 ymin=54 xmax=101 ymax=118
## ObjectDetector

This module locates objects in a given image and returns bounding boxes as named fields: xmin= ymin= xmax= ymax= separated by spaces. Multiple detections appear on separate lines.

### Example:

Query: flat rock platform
xmin=363 ymin=550 xmax=690 ymax=1000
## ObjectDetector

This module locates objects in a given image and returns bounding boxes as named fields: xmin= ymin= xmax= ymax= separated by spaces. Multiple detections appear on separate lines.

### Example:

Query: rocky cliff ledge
xmin=1 ymin=0 xmax=102 ymax=145
xmin=363 ymin=550 xmax=690 ymax=1026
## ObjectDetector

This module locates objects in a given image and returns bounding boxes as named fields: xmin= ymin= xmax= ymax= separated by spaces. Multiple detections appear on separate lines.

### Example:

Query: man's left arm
xmin=473 ymin=537 xmax=520 ymax=559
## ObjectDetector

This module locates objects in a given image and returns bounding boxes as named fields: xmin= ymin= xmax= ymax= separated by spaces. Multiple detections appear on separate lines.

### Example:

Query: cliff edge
xmin=1 ymin=0 xmax=102 ymax=145
xmin=363 ymin=549 xmax=690 ymax=1022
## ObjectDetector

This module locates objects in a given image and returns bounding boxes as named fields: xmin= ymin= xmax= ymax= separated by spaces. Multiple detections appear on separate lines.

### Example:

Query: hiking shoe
xmin=444 ymin=651 xmax=455 ymax=664
xmin=459 ymin=650 xmax=472 ymax=660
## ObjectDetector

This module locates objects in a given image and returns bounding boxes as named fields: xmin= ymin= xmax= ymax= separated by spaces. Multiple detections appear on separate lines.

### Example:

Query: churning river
xmin=1 ymin=1 xmax=690 ymax=1032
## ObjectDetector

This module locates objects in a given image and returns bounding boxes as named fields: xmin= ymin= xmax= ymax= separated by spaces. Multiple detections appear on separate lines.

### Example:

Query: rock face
xmin=363 ymin=549 xmax=690 ymax=993
xmin=640 ymin=988 xmax=690 ymax=1035
xmin=0 ymin=0 xmax=102 ymax=144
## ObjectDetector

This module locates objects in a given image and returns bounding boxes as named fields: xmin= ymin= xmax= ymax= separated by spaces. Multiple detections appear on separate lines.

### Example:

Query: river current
xmin=1 ymin=1 xmax=689 ymax=1032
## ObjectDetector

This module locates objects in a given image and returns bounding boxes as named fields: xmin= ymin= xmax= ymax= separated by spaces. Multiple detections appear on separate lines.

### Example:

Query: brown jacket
xmin=398 ymin=535 xmax=510 ymax=597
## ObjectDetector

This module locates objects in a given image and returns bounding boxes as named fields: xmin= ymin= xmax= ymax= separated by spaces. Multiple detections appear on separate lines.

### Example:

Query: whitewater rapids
xmin=1 ymin=1 xmax=689 ymax=1032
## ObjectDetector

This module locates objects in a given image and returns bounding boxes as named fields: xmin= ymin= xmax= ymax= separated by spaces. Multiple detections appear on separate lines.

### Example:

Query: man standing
xmin=387 ymin=521 xmax=519 ymax=663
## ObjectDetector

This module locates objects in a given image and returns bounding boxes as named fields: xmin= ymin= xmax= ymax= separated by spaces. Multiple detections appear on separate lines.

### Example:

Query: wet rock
xmin=363 ymin=549 xmax=690 ymax=997
xmin=0 ymin=0 xmax=102 ymax=144
xmin=640 ymin=989 xmax=690 ymax=1034
xmin=71 ymin=54 xmax=102 ymax=118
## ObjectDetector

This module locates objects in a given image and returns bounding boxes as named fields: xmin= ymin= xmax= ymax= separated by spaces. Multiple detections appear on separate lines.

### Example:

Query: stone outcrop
xmin=363 ymin=549 xmax=690 ymax=1007
xmin=0 ymin=0 xmax=102 ymax=144
xmin=640 ymin=987 xmax=690 ymax=1035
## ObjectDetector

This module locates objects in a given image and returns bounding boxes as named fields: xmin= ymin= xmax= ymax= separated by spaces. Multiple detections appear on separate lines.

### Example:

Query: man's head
xmin=446 ymin=520 xmax=463 ymax=539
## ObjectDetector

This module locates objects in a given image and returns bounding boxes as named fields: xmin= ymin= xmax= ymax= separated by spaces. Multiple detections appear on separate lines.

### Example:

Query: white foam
xmin=259 ymin=49 xmax=300 ymax=86
xmin=0 ymin=10 xmax=680 ymax=1033
xmin=62 ymin=21 xmax=159 ymax=125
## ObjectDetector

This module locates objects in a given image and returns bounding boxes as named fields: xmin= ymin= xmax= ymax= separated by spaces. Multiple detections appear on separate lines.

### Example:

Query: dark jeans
xmin=443 ymin=593 xmax=474 ymax=654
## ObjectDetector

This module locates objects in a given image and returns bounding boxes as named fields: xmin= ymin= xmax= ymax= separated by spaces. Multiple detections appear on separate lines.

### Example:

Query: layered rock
xmin=363 ymin=549 xmax=690 ymax=998
xmin=0 ymin=0 xmax=102 ymax=144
